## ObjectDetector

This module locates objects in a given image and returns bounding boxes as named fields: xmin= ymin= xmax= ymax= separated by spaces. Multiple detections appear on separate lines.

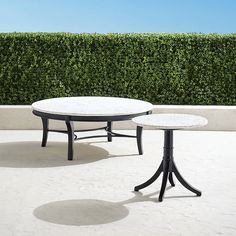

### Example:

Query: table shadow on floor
xmin=0 ymin=141 xmax=110 ymax=168
xmin=33 ymin=190 xmax=167 ymax=226
xmin=33 ymin=187 xmax=199 ymax=226
xmin=34 ymin=199 xmax=129 ymax=226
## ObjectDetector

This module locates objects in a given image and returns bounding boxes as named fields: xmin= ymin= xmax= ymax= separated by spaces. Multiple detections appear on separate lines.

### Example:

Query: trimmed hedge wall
xmin=0 ymin=32 xmax=235 ymax=105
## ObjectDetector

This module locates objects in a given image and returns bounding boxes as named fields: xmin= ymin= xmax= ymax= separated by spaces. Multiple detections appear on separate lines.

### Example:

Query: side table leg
xmin=172 ymin=161 xmax=201 ymax=196
xmin=168 ymin=172 xmax=175 ymax=187
xmin=107 ymin=121 xmax=112 ymax=142
xmin=65 ymin=119 xmax=74 ymax=161
xmin=158 ymin=160 xmax=170 ymax=202
xmin=134 ymin=161 xmax=163 ymax=191
xmin=136 ymin=126 xmax=143 ymax=155
xmin=41 ymin=117 xmax=48 ymax=147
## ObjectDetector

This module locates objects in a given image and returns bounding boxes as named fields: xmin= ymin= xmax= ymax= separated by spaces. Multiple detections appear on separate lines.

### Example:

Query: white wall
xmin=0 ymin=105 xmax=235 ymax=131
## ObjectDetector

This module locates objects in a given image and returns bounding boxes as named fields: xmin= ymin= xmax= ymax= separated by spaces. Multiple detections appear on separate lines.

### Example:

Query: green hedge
xmin=0 ymin=32 xmax=235 ymax=105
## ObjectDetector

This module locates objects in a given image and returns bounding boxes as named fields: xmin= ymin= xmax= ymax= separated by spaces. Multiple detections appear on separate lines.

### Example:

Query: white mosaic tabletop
xmin=32 ymin=96 xmax=153 ymax=116
xmin=132 ymin=113 xmax=208 ymax=130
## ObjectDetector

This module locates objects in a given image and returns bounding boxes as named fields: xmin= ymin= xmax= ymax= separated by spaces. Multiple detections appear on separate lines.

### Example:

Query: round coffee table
xmin=132 ymin=113 xmax=208 ymax=202
xmin=32 ymin=96 xmax=153 ymax=160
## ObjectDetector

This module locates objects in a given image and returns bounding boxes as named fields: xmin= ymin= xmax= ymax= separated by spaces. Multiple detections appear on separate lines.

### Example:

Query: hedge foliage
xmin=0 ymin=32 xmax=235 ymax=105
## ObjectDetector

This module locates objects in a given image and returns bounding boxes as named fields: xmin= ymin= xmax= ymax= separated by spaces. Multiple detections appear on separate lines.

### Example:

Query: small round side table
xmin=132 ymin=113 xmax=208 ymax=202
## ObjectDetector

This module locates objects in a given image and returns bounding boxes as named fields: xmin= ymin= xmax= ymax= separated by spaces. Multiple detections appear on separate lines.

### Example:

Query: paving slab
xmin=0 ymin=130 xmax=236 ymax=236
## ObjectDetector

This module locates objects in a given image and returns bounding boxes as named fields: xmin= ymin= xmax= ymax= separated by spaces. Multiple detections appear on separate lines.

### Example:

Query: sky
xmin=0 ymin=0 xmax=235 ymax=34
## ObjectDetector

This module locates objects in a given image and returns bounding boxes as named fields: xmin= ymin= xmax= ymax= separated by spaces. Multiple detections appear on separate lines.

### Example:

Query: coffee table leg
xmin=136 ymin=126 xmax=143 ymax=155
xmin=107 ymin=121 xmax=112 ymax=142
xmin=65 ymin=119 xmax=74 ymax=161
xmin=41 ymin=117 xmax=48 ymax=147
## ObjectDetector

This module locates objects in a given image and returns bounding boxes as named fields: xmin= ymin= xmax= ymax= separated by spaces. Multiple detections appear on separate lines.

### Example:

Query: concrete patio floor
xmin=0 ymin=129 xmax=236 ymax=236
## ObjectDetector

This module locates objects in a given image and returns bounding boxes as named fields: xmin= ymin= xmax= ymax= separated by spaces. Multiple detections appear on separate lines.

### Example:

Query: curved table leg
xmin=41 ymin=117 xmax=48 ymax=147
xmin=107 ymin=121 xmax=112 ymax=142
xmin=134 ymin=161 xmax=163 ymax=191
xmin=172 ymin=161 xmax=201 ymax=196
xmin=65 ymin=119 xmax=74 ymax=161
xmin=136 ymin=126 xmax=143 ymax=155
xmin=168 ymin=172 xmax=175 ymax=187
xmin=158 ymin=160 xmax=170 ymax=202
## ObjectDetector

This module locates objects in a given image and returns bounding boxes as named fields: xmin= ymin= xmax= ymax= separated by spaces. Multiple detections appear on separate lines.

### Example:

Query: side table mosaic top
xmin=132 ymin=113 xmax=208 ymax=130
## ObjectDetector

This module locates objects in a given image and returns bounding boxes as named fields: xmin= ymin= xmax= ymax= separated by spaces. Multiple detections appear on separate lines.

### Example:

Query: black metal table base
xmin=40 ymin=116 xmax=144 ymax=160
xmin=134 ymin=130 xmax=201 ymax=202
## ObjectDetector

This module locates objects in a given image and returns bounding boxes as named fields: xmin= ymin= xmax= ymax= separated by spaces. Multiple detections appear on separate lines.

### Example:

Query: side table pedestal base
xmin=134 ymin=130 xmax=201 ymax=202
